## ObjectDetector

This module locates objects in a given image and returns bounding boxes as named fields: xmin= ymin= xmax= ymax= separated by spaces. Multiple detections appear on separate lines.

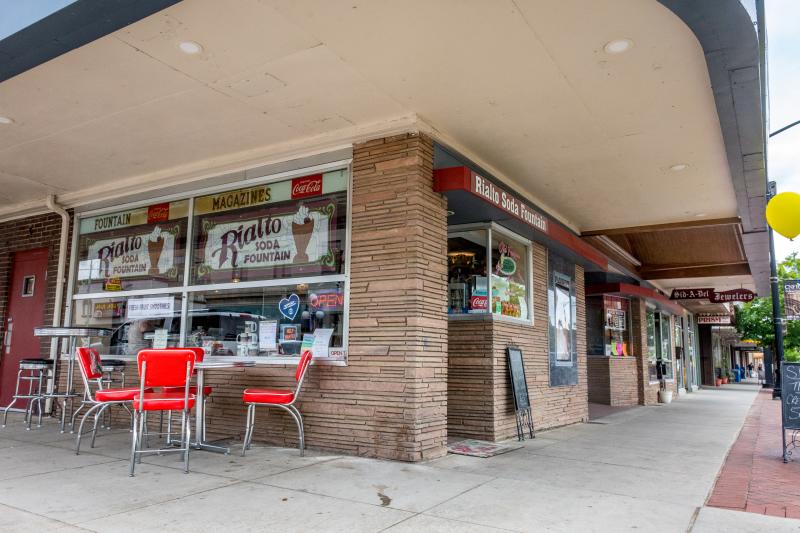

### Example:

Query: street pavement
xmin=0 ymin=382 xmax=797 ymax=532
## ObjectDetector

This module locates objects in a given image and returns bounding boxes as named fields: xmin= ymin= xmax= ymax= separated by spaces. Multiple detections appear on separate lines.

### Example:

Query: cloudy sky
xmin=767 ymin=0 xmax=800 ymax=261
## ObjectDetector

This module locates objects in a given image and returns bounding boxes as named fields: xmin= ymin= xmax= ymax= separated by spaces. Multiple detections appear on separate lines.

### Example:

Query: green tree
xmin=735 ymin=253 xmax=800 ymax=360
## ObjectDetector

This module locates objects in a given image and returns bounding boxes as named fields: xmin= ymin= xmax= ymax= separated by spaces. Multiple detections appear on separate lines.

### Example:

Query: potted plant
xmin=721 ymin=358 xmax=731 ymax=384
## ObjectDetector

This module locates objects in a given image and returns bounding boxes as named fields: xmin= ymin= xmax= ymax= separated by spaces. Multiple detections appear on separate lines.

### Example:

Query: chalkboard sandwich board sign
xmin=507 ymin=346 xmax=534 ymax=440
xmin=781 ymin=362 xmax=800 ymax=462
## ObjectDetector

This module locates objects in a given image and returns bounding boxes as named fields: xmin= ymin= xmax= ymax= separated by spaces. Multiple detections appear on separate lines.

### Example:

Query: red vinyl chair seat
xmin=243 ymin=388 xmax=294 ymax=405
xmin=133 ymin=392 xmax=196 ymax=411
xmin=95 ymin=387 xmax=152 ymax=402
xmin=162 ymin=385 xmax=213 ymax=396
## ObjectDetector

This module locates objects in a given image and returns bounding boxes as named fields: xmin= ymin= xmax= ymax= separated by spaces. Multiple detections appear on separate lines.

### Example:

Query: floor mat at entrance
xmin=447 ymin=439 xmax=522 ymax=458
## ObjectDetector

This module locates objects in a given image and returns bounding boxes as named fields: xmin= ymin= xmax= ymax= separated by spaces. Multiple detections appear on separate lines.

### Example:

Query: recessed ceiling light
xmin=603 ymin=39 xmax=634 ymax=54
xmin=695 ymin=213 xmax=707 ymax=217
xmin=670 ymin=163 xmax=689 ymax=172
xmin=0 ymin=116 xmax=14 ymax=125
xmin=178 ymin=41 xmax=203 ymax=55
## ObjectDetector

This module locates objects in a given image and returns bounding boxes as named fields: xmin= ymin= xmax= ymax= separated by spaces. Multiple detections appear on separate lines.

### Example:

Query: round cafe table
xmin=32 ymin=327 xmax=112 ymax=432
xmin=192 ymin=359 xmax=255 ymax=454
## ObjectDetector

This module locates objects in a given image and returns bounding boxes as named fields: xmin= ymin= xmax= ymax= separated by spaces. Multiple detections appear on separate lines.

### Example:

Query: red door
xmin=0 ymin=248 xmax=48 ymax=407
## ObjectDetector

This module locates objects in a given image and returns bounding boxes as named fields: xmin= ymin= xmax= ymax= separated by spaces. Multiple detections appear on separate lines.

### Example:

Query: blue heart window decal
xmin=279 ymin=294 xmax=301 ymax=320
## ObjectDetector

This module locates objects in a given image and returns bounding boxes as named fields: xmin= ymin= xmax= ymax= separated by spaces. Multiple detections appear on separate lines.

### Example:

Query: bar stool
xmin=2 ymin=358 xmax=54 ymax=430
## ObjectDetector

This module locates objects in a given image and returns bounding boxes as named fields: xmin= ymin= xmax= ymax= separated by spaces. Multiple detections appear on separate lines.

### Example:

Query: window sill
xmin=448 ymin=313 xmax=533 ymax=327
xmin=81 ymin=354 xmax=347 ymax=366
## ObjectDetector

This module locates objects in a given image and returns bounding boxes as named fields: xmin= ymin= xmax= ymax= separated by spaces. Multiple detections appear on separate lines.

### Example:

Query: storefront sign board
xmin=197 ymin=201 xmax=337 ymax=276
xmin=669 ymin=288 xmax=714 ymax=300
xmin=783 ymin=280 xmax=800 ymax=321
xmin=696 ymin=314 xmax=732 ymax=325
xmin=710 ymin=288 xmax=755 ymax=303
xmin=80 ymin=200 xmax=189 ymax=234
xmin=781 ymin=362 xmax=800 ymax=431
xmin=84 ymin=223 xmax=182 ymax=280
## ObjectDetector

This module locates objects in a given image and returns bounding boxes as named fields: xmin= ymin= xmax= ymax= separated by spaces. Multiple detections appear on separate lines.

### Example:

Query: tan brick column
xmin=347 ymin=132 xmax=448 ymax=461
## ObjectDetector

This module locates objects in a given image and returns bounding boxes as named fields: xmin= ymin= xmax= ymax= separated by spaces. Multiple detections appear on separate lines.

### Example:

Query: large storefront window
xmin=490 ymin=234 xmax=528 ymax=319
xmin=75 ymin=200 xmax=189 ymax=293
xmin=70 ymin=167 xmax=350 ymax=363
xmin=447 ymin=225 xmax=530 ymax=321
xmin=646 ymin=308 xmax=658 ymax=381
xmin=587 ymin=295 xmax=631 ymax=356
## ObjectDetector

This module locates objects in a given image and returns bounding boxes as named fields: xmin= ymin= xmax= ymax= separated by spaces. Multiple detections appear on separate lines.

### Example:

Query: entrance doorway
xmin=0 ymin=248 xmax=48 ymax=407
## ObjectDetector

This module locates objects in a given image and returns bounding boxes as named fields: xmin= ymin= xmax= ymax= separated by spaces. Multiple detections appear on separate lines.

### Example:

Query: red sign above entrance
xmin=471 ymin=173 xmax=549 ymax=233
xmin=433 ymin=166 xmax=608 ymax=271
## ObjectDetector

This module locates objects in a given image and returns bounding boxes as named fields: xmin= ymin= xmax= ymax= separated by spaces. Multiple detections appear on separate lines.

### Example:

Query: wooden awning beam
xmin=582 ymin=217 xmax=741 ymax=237
xmin=640 ymin=261 xmax=751 ymax=280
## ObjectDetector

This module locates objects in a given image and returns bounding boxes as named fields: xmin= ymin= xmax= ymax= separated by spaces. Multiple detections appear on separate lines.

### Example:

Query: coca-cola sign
xmin=291 ymin=174 xmax=323 ymax=200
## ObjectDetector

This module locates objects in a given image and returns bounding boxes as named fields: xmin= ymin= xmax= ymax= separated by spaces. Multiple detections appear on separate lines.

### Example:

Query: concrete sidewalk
xmin=0 ymin=383 xmax=797 ymax=532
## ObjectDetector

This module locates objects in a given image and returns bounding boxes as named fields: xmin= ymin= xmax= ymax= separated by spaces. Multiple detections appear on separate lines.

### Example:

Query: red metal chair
xmin=159 ymin=347 xmax=213 ymax=443
xmin=241 ymin=350 xmax=313 ymax=457
xmin=73 ymin=347 xmax=150 ymax=455
xmin=130 ymin=349 xmax=196 ymax=476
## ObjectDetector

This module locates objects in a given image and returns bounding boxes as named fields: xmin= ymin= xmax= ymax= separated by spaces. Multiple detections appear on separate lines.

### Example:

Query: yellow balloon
xmin=766 ymin=192 xmax=800 ymax=240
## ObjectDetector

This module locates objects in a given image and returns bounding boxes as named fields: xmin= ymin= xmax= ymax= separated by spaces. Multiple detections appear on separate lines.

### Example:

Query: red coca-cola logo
xmin=471 ymin=295 xmax=488 ymax=310
xmin=147 ymin=203 xmax=170 ymax=224
xmin=291 ymin=174 xmax=323 ymax=199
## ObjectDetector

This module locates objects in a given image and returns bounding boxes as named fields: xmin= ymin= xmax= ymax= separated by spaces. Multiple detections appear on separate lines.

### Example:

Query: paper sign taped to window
xmin=127 ymin=297 xmax=175 ymax=319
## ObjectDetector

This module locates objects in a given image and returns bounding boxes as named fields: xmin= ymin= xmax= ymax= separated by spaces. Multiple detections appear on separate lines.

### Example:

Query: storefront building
xmin=0 ymin=0 xmax=770 ymax=461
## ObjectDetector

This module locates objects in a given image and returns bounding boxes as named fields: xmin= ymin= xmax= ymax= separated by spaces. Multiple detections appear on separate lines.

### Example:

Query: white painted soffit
xmin=0 ymin=0 xmax=738 ymax=238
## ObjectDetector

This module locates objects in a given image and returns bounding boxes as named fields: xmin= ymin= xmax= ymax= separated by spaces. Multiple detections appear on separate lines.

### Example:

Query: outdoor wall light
xmin=603 ymin=39 xmax=633 ymax=54
xmin=178 ymin=41 xmax=203 ymax=54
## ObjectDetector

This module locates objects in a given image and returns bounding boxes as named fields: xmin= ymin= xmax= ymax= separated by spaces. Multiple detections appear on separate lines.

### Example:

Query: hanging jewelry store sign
xmin=193 ymin=170 xmax=347 ymax=283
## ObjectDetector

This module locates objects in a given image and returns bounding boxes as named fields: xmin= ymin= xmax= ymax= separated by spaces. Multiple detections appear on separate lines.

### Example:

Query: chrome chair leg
xmin=2 ymin=369 xmax=24 ymax=427
xmin=70 ymin=401 xmax=87 ymax=433
xmin=90 ymin=404 xmax=110 ymax=448
xmin=75 ymin=402 xmax=104 ymax=455
xmin=129 ymin=411 xmax=139 ymax=477
xmin=241 ymin=404 xmax=255 ymax=457
xmin=285 ymin=405 xmax=305 ymax=457
xmin=183 ymin=410 xmax=191 ymax=474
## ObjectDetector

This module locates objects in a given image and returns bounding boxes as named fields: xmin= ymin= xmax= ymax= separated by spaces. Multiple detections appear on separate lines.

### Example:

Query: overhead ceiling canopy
xmin=0 ymin=0 xmax=766 ymax=295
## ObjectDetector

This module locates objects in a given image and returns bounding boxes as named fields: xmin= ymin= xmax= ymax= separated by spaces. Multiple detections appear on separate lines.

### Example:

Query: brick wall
xmin=447 ymin=244 xmax=588 ymax=441
xmin=587 ymin=357 xmax=638 ymax=406
xmin=0 ymin=212 xmax=70 ymax=359
xmin=587 ymin=356 xmax=611 ymax=404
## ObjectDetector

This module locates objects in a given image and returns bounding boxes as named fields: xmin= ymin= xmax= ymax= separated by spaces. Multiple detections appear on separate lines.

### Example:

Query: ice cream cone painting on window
xmin=292 ymin=204 xmax=314 ymax=264
xmin=147 ymin=226 xmax=166 ymax=276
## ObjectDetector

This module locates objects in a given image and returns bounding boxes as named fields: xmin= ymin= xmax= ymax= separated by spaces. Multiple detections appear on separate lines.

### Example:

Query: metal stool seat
xmin=18 ymin=358 xmax=54 ymax=370
xmin=2 ymin=358 xmax=54 ymax=429
xmin=99 ymin=359 xmax=126 ymax=372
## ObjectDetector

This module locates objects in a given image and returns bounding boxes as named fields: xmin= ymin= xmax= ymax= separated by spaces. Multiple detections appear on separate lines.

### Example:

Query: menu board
xmin=782 ymin=362 xmax=800 ymax=430
xmin=507 ymin=347 xmax=531 ymax=412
